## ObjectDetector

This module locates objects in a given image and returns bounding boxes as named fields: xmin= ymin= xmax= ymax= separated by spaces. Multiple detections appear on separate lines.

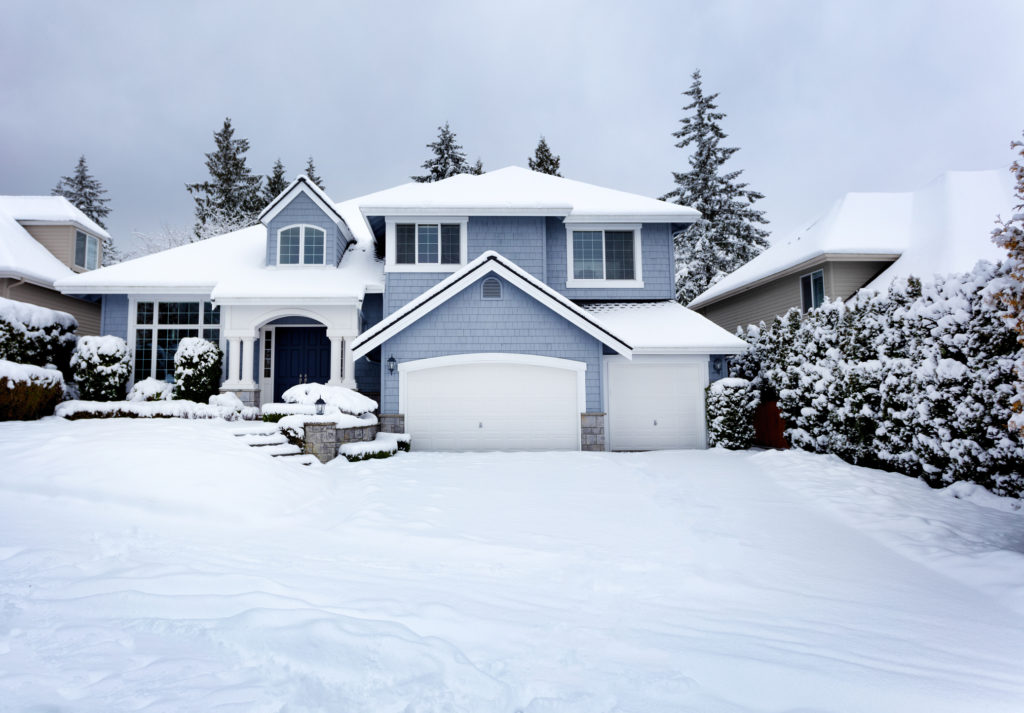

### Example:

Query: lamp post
xmin=315 ymin=397 xmax=326 ymax=416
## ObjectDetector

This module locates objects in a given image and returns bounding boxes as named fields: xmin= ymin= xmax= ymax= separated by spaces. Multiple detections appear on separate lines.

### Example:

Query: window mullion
xmin=601 ymin=230 xmax=607 ymax=280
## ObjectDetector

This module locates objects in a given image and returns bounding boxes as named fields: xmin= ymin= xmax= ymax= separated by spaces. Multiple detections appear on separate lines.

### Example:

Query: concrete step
xmin=241 ymin=433 xmax=288 ymax=446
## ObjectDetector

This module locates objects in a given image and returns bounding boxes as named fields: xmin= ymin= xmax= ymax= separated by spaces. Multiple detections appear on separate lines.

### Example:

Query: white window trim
xmin=277 ymin=224 xmax=328 ymax=266
xmin=800 ymin=268 xmax=825 ymax=312
xmin=565 ymin=223 xmax=644 ymax=289
xmin=128 ymin=297 xmax=223 ymax=384
xmin=75 ymin=230 xmax=100 ymax=270
xmin=384 ymin=217 xmax=468 ymax=272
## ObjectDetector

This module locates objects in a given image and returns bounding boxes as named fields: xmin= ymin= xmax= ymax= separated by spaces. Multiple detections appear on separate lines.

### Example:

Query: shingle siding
xmin=379 ymin=275 xmax=603 ymax=413
xmin=100 ymin=294 xmax=129 ymax=339
xmin=467 ymin=216 xmax=545 ymax=279
xmin=265 ymin=192 xmax=347 ymax=266
xmin=545 ymin=218 xmax=674 ymax=300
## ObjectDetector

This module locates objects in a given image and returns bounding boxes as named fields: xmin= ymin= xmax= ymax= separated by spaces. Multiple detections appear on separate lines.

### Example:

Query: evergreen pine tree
xmin=990 ymin=132 xmax=1024 ymax=432
xmin=51 ymin=155 xmax=119 ymax=265
xmin=664 ymin=70 xmax=770 ymax=305
xmin=528 ymin=137 xmax=562 ymax=176
xmin=470 ymin=158 xmax=484 ymax=175
xmin=412 ymin=122 xmax=475 ymax=182
xmin=263 ymin=158 xmax=289 ymax=204
xmin=185 ymin=118 xmax=264 ymax=239
xmin=304 ymin=156 xmax=325 ymax=189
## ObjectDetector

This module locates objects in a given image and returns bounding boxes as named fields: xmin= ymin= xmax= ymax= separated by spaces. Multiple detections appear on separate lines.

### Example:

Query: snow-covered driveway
xmin=0 ymin=418 xmax=1022 ymax=712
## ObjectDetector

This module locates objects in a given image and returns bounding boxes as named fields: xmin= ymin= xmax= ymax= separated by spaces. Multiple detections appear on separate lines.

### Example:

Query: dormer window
xmin=74 ymin=230 xmax=99 ymax=270
xmin=385 ymin=218 xmax=468 ymax=272
xmin=278 ymin=225 xmax=326 ymax=265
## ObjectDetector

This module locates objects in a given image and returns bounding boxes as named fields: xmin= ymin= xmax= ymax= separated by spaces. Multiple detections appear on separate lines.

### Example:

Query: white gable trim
xmin=259 ymin=177 xmax=347 ymax=231
xmin=351 ymin=252 xmax=633 ymax=360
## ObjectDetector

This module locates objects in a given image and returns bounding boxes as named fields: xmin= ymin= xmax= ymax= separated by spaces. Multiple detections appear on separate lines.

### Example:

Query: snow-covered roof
xmin=357 ymin=166 xmax=700 ymax=222
xmin=582 ymin=301 xmax=748 ymax=354
xmin=0 ymin=201 xmax=76 ymax=288
xmin=0 ymin=195 xmax=110 ymax=238
xmin=55 ymin=196 xmax=385 ymax=300
xmin=688 ymin=169 xmax=1017 ymax=309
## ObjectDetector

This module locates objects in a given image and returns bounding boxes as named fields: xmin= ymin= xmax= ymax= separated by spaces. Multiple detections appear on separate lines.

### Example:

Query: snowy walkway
xmin=0 ymin=418 xmax=1022 ymax=712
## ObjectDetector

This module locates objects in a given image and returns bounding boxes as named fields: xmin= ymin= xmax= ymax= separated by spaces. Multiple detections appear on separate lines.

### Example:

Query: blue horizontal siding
xmin=266 ymin=192 xmax=347 ymax=266
xmin=380 ymin=274 xmax=603 ymax=413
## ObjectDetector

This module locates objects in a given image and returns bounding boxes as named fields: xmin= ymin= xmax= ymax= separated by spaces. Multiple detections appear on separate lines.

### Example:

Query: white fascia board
xmin=565 ymin=214 xmax=699 ymax=224
xmin=54 ymin=283 xmax=217 ymax=295
xmin=212 ymin=296 xmax=360 ymax=307
xmin=631 ymin=345 xmax=748 ymax=356
xmin=351 ymin=255 xmax=633 ymax=360
xmin=17 ymin=219 xmax=112 ymax=240
xmin=0 ymin=270 xmax=56 ymax=289
xmin=260 ymin=181 xmax=346 ymax=227
xmin=359 ymin=205 xmax=573 ymax=217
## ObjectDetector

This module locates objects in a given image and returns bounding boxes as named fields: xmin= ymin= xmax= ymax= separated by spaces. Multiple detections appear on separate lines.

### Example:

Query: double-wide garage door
xmin=606 ymin=358 xmax=706 ymax=450
xmin=402 ymin=356 xmax=583 ymax=451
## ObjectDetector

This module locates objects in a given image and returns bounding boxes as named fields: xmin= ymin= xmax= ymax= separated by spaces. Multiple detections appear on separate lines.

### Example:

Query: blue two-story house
xmin=57 ymin=167 xmax=746 ymax=451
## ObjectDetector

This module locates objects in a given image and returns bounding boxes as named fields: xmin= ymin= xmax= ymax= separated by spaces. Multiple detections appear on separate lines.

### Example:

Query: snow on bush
xmin=737 ymin=263 xmax=1024 ymax=496
xmin=339 ymin=432 xmax=411 ymax=462
xmin=127 ymin=377 xmax=174 ymax=402
xmin=0 ymin=359 xmax=64 ymax=420
xmin=56 ymin=396 xmax=259 ymax=421
xmin=71 ymin=335 xmax=132 ymax=401
xmin=278 ymin=412 xmax=378 ymax=443
xmin=282 ymin=382 xmax=377 ymax=416
xmin=173 ymin=338 xmax=222 ymax=403
xmin=0 ymin=295 xmax=77 ymax=372
xmin=706 ymin=377 xmax=758 ymax=449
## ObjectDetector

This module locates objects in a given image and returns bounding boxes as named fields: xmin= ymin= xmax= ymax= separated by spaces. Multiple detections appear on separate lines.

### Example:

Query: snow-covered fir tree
xmin=52 ymin=155 xmax=120 ymax=265
xmin=989 ymin=132 xmax=1024 ymax=432
xmin=412 ymin=122 xmax=478 ymax=182
xmin=470 ymin=158 xmax=484 ymax=175
xmin=304 ymin=156 xmax=325 ymax=190
xmin=263 ymin=158 xmax=289 ymax=204
xmin=528 ymin=137 xmax=562 ymax=176
xmin=185 ymin=118 xmax=264 ymax=239
xmin=664 ymin=70 xmax=770 ymax=305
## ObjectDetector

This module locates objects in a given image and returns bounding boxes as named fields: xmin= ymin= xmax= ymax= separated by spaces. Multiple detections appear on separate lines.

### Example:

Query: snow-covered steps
xmin=239 ymin=432 xmax=288 ymax=447
xmin=231 ymin=424 xmax=316 ymax=465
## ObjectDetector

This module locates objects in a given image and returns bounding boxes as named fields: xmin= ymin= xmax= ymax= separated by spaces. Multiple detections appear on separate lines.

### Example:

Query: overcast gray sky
xmin=2 ymin=0 xmax=1022 ymax=254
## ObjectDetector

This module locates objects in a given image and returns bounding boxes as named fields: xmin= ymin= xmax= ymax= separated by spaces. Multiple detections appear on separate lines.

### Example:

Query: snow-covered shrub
xmin=0 ymin=296 xmax=77 ymax=372
xmin=0 ymin=359 xmax=64 ymax=420
xmin=55 ymin=398 xmax=258 ymax=421
xmin=281 ymin=382 xmax=377 ymax=416
xmin=706 ymin=377 xmax=759 ymax=449
xmin=339 ymin=433 xmax=410 ymax=462
xmin=173 ymin=338 xmax=222 ymax=403
xmin=71 ymin=336 xmax=131 ymax=401
xmin=127 ymin=377 xmax=173 ymax=402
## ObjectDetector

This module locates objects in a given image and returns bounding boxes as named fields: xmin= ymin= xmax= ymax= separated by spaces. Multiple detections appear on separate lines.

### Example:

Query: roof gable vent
xmin=481 ymin=277 xmax=502 ymax=300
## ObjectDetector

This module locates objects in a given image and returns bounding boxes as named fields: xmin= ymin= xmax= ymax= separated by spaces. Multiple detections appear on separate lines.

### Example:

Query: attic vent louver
xmin=481 ymin=277 xmax=502 ymax=300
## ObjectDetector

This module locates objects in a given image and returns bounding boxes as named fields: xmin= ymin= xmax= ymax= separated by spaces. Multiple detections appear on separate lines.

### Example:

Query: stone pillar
xmin=379 ymin=414 xmax=405 ymax=433
xmin=241 ymin=337 xmax=256 ymax=387
xmin=304 ymin=422 xmax=338 ymax=463
xmin=581 ymin=413 xmax=606 ymax=451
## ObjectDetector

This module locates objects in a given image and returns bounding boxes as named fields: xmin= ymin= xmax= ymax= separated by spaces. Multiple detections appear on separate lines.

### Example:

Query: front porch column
xmin=328 ymin=336 xmax=343 ymax=386
xmin=342 ymin=338 xmax=356 ymax=389
xmin=225 ymin=337 xmax=242 ymax=384
xmin=240 ymin=336 xmax=256 ymax=387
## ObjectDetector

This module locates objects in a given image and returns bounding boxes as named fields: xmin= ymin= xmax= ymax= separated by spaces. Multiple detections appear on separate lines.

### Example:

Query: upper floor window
xmin=386 ymin=218 xmax=467 ymax=272
xmin=74 ymin=230 xmax=99 ymax=270
xmin=566 ymin=225 xmax=643 ymax=288
xmin=801 ymin=269 xmax=825 ymax=311
xmin=278 ymin=225 xmax=326 ymax=265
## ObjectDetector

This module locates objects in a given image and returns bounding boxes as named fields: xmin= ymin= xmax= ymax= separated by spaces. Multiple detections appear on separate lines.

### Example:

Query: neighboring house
xmin=57 ymin=167 xmax=746 ymax=451
xmin=688 ymin=169 xmax=1017 ymax=334
xmin=0 ymin=195 xmax=107 ymax=334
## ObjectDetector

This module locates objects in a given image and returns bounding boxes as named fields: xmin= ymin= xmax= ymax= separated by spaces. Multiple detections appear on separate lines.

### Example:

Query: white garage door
xmin=606 ymin=359 xmax=706 ymax=450
xmin=402 ymin=355 xmax=583 ymax=451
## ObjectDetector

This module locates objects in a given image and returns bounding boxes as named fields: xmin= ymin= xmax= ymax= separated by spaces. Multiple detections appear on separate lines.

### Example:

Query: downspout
xmin=2 ymin=278 xmax=25 ymax=299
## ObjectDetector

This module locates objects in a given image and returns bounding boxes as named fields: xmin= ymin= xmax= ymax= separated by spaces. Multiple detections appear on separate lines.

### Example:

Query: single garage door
xmin=606 ymin=359 xmax=705 ymax=450
xmin=402 ymin=355 xmax=583 ymax=451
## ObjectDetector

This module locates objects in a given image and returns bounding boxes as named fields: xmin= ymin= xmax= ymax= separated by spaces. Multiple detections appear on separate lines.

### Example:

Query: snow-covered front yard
xmin=1 ymin=419 xmax=1023 ymax=712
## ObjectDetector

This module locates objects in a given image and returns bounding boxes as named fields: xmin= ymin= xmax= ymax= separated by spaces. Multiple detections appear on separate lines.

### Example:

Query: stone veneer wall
xmin=581 ymin=412 xmax=605 ymax=451
xmin=303 ymin=421 xmax=381 ymax=463
xmin=378 ymin=414 xmax=405 ymax=433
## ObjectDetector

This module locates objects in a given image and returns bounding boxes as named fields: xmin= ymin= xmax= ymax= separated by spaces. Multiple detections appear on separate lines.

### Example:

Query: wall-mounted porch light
xmin=387 ymin=355 xmax=397 ymax=375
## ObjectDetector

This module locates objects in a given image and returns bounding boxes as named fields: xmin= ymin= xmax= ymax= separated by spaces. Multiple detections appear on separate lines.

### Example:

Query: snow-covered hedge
xmin=0 ymin=359 xmax=64 ymax=420
xmin=173 ymin=338 xmax=222 ymax=403
xmin=706 ymin=378 xmax=759 ymax=449
xmin=127 ymin=377 xmax=174 ymax=402
xmin=0 ymin=296 xmax=77 ymax=371
xmin=56 ymin=397 xmax=259 ymax=421
xmin=71 ymin=336 xmax=132 ymax=401
xmin=339 ymin=432 xmax=411 ymax=462
xmin=281 ymin=382 xmax=378 ymax=416
xmin=734 ymin=262 xmax=1024 ymax=496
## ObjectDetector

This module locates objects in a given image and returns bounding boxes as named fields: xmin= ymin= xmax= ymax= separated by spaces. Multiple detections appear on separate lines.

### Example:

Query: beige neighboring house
xmin=689 ymin=169 xmax=1017 ymax=334
xmin=0 ymin=195 xmax=108 ymax=334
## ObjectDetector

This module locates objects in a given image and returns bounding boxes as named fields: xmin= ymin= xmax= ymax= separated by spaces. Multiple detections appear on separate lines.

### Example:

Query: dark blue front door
xmin=274 ymin=327 xmax=331 ymax=402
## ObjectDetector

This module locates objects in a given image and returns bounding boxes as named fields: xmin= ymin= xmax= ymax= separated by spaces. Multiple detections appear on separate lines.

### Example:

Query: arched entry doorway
xmin=267 ymin=317 xmax=331 ymax=401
